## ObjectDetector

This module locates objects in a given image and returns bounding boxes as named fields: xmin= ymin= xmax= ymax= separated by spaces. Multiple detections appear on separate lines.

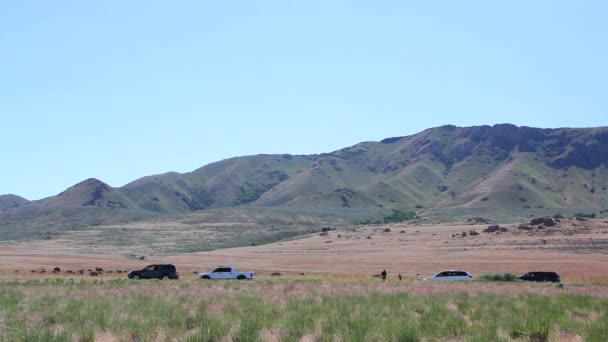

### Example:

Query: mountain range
xmin=2 ymin=124 xmax=608 ymax=230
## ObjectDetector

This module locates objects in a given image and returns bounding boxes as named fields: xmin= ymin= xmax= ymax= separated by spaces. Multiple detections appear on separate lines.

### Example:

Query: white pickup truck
xmin=197 ymin=266 xmax=254 ymax=280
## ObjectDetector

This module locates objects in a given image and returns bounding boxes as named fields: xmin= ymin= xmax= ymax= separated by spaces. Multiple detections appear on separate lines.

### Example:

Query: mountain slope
xmin=120 ymin=154 xmax=314 ymax=213
xmin=0 ymin=194 xmax=28 ymax=211
xmin=256 ymin=124 xmax=608 ymax=214
xmin=2 ymin=124 xmax=608 ymax=231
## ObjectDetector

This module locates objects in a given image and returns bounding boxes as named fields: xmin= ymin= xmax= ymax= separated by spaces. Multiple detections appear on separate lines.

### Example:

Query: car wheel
xmin=202 ymin=275 xmax=210 ymax=280
xmin=133 ymin=275 xmax=140 ymax=280
xmin=162 ymin=275 xmax=169 ymax=280
xmin=237 ymin=275 xmax=246 ymax=280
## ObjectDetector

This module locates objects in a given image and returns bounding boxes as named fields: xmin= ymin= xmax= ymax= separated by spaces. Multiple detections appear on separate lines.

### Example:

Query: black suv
xmin=518 ymin=271 xmax=560 ymax=283
xmin=128 ymin=264 xmax=179 ymax=280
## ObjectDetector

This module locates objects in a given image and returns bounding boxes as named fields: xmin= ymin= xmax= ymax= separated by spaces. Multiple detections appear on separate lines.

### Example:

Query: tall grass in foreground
xmin=0 ymin=279 xmax=607 ymax=341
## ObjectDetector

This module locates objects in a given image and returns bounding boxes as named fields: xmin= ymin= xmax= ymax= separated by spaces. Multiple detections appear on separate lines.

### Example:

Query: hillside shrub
xmin=233 ymin=182 xmax=275 ymax=205
xmin=383 ymin=210 xmax=416 ymax=223
xmin=187 ymin=187 xmax=215 ymax=210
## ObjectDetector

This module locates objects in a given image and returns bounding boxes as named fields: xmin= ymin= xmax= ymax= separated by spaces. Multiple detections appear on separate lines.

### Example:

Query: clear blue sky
xmin=1 ymin=1 xmax=607 ymax=200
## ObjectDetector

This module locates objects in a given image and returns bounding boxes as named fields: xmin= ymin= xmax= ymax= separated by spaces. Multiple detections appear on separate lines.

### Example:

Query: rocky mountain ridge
xmin=2 ymin=124 xmax=608 ymax=227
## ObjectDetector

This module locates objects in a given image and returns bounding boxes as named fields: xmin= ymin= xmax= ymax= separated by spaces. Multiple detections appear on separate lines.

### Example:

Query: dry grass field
xmin=1 ymin=217 xmax=607 ymax=283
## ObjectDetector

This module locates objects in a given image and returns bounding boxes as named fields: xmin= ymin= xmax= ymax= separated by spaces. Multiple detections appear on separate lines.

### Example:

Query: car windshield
xmin=143 ymin=265 xmax=155 ymax=270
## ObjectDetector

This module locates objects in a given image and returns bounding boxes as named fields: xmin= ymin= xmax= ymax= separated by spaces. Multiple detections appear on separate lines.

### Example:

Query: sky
xmin=1 ymin=1 xmax=607 ymax=200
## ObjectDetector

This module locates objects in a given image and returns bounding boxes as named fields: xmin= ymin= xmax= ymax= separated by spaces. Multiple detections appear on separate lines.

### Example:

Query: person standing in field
xmin=381 ymin=269 xmax=387 ymax=280
xmin=398 ymin=274 xmax=402 ymax=281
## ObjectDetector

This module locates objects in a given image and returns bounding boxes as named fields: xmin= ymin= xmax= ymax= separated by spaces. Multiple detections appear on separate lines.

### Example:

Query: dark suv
xmin=128 ymin=264 xmax=179 ymax=280
xmin=518 ymin=271 xmax=560 ymax=283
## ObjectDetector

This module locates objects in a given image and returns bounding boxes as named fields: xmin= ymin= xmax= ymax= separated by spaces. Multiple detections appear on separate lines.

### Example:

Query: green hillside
xmin=2 ymin=124 xmax=608 ymax=236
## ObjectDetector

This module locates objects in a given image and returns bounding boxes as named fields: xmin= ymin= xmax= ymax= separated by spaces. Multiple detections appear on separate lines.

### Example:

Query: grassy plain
xmin=1 ymin=278 xmax=608 ymax=341
xmin=1 ymin=218 xmax=607 ymax=341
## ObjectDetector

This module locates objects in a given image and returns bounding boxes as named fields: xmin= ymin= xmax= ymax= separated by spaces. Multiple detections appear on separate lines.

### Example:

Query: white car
xmin=197 ymin=266 xmax=254 ymax=280
xmin=424 ymin=270 xmax=472 ymax=281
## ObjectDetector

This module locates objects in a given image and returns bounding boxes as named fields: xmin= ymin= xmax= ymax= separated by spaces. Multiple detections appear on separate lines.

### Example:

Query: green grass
xmin=1 ymin=279 xmax=607 ymax=341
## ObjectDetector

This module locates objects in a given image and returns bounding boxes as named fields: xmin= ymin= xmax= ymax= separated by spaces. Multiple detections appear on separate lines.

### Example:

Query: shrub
xmin=233 ymin=182 xmax=274 ymax=205
xmin=483 ymin=225 xmax=501 ymax=233
xmin=477 ymin=273 xmax=518 ymax=282
xmin=383 ymin=210 xmax=416 ymax=223
xmin=573 ymin=212 xmax=596 ymax=219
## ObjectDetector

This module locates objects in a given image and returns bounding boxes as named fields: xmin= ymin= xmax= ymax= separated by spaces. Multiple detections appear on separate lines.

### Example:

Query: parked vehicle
xmin=128 ymin=264 xmax=179 ymax=280
xmin=518 ymin=271 xmax=560 ymax=283
xmin=197 ymin=266 xmax=254 ymax=280
xmin=424 ymin=270 xmax=472 ymax=281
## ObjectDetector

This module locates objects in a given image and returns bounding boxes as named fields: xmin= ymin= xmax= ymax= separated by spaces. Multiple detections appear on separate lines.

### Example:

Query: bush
xmin=483 ymin=225 xmax=501 ymax=233
xmin=233 ymin=182 xmax=274 ymax=205
xmin=383 ymin=210 xmax=416 ymax=223
xmin=477 ymin=273 xmax=518 ymax=282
